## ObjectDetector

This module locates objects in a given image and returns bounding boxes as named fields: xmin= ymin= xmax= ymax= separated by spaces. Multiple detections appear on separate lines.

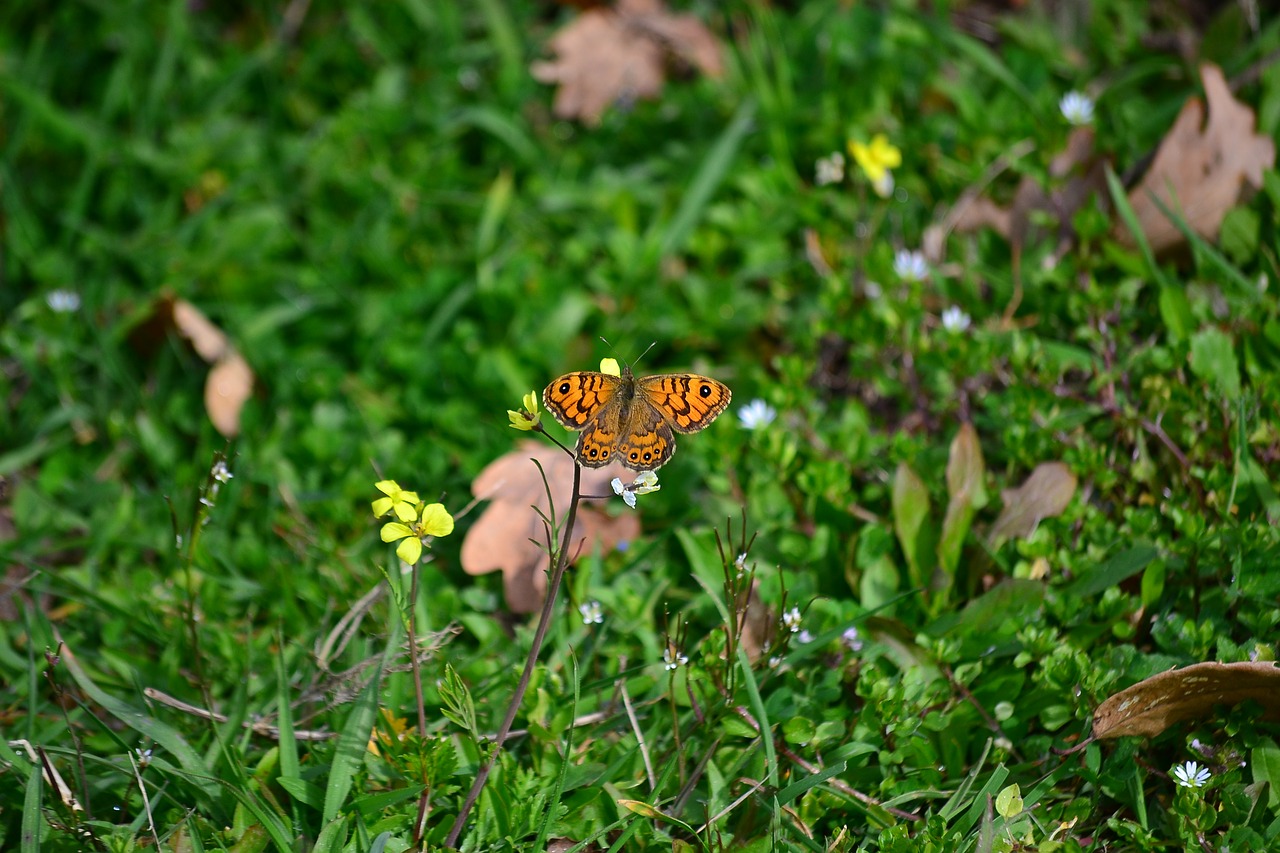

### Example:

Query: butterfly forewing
xmin=637 ymin=374 xmax=732 ymax=434
xmin=543 ymin=372 xmax=622 ymax=429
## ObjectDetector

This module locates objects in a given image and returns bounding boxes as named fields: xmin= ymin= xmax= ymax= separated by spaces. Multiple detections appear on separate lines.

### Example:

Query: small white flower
xmin=632 ymin=470 xmax=660 ymax=495
xmin=893 ymin=249 xmax=928 ymax=282
xmin=199 ymin=497 xmax=215 ymax=508
xmin=1172 ymin=760 xmax=1211 ymax=788
xmin=842 ymin=626 xmax=864 ymax=651
xmin=663 ymin=647 xmax=688 ymax=671
xmin=941 ymin=306 xmax=971 ymax=333
xmin=871 ymin=170 xmax=894 ymax=199
xmin=863 ymin=280 xmax=883 ymax=300
xmin=796 ymin=629 xmax=813 ymax=644
xmin=612 ymin=472 xmax=660 ymax=509
xmin=611 ymin=477 xmax=637 ymax=509
xmin=578 ymin=600 xmax=603 ymax=624
xmin=1059 ymin=91 xmax=1095 ymax=126
xmin=782 ymin=606 xmax=803 ymax=633
xmin=737 ymin=399 xmax=777 ymax=431
xmin=211 ymin=460 xmax=233 ymax=484
xmin=134 ymin=747 xmax=153 ymax=769
xmin=815 ymin=151 xmax=845 ymax=186
xmin=46 ymin=290 xmax=81 ymax=312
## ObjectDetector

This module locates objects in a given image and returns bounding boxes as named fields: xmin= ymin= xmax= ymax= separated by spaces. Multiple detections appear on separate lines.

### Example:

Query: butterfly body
xmin=543 ymin=366 xmax=731 ymax=471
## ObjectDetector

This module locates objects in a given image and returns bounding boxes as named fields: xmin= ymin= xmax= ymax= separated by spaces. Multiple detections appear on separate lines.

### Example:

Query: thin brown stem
xmin=444 ymin=461 xmax=584 ymax=847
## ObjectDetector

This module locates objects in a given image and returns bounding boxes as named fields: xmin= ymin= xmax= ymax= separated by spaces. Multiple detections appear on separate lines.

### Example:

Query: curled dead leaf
xmin=461 ymin=440 xmax=639 ymax=612
xmin=988 ymin=462 xmax=1077 ymax=545
xmin=1118 ymin=63 xmax=1275 ymax=254
xmin=206 ymin=353 xmax=254 ymax=439
xmin=130 ymin=296 xmax=255 ymax=439
xmin=1092 ymin=661 xmax=1280 ymax=739
xmin=531 ymin=0 xmax=723 ymax=126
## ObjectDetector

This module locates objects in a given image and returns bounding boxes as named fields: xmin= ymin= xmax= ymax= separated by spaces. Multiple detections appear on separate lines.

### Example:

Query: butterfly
xmin=543 ymin=366 xmax=732 ymax=471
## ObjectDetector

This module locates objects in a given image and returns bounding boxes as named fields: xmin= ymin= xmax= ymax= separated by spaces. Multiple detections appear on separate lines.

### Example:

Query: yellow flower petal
xmin=522 ymin=390 xmax=539 ymax=414
xmin=600 ymin=358 xmax=621 ymax=376
xmin=419 ymin=503 xmax=455 ymax=537
xmin=848 ymin=134 xmax=901 ymax=184
xmin=508 ymin=409 xmax=535 ymax=431
xmin=393 ymin=501 xmax=419 ymax=522
xmin=869 ymin=134 xmax=901 ymax=169
xmin=375 ymin=480 xmax=401 ymax=497
xmin=396 ymin=536 xmax=423 ymax=565
xmin=380 ymin=522 xmax=413 ymax=543
xmin=371 ymin=497 xmax=394 ymax=517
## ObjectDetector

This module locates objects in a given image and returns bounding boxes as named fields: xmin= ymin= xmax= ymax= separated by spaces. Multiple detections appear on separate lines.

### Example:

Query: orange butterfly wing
xmin=543 ymin=372 xmax=621 ymax=429
xmin=636 ymin=374 xmax=732 ymax=434
xmin=544 ymin=372 xmax=627 ymax=467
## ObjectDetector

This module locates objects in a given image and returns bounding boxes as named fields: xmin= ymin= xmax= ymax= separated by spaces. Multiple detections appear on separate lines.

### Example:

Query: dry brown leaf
xmin=1092 ymin=661 xmax=1280 ymax=740
xmin=461 ymin=440 xmax=639 ymax=612
xmin=988 ymin=462 xmax=1077 ymax=545
xmin=1119 ymin=63 xmax=1275 ymax=254
xmin=206 ymin=353 xmax=254 ymax=439
xmin=530 ymin=0 xmax=723 ymax=126
xmin=131 ymin=296 xmax=255 ymax=439
xmin=928 ymin=131 xmax=1104 ymax=263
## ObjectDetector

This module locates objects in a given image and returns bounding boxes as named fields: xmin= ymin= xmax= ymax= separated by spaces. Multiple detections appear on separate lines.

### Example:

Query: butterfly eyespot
xmin=600 ymin=449 xmax=609 ymax=457
xmin=559 ymin=382 xmax=571 ymax=393
xmin=699 ymin=384 xmax=712 ymax=398
xmin=588 ymin=448 xmax=599 ymax=458
xmin=643 ymin=452 xmax=652 ymax=461
xmin=630 ymin=452 xmax=639 ymax=461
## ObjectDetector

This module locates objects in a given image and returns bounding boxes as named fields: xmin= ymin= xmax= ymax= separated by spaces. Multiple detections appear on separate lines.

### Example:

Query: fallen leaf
xmin=988 ymin=462 xmax=1077 ymax=545
xmin=530 ymin=0 xmax=723 ymax=126
xmin=927 ymin=132 xmax=1104 ymax=262
xmin=1118 ymin=63 xmax=1275 ymax=254
xmin=1092 ymin=661 xmax=1280 ymax=739
xmin=461 ymin=440 xmax=639 ymax=612
xmin=130 ymin=296 xmax=255 ymax=438
xmin=206 ymin=353 xmax=255 ymax=439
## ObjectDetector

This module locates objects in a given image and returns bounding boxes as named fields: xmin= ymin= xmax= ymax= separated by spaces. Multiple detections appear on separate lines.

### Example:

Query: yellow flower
xmin=507 ymin=390 xmax=541 ymax=431
xmin=600 ymin=358 xmax=621 ymax=376
xmin=380 ymin=501 xmax=454 ymax=565
xmin=368 ymin=708 xmax=410 ymax=756
xmin=848 ymin=134 xmax=901 ymax=198
xmin=372 ymin=480 xmax=420 ymax=522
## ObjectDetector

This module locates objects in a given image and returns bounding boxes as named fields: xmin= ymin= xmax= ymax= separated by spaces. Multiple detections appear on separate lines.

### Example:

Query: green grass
xmin=3 ymin=0 xmax=1280 ymax=850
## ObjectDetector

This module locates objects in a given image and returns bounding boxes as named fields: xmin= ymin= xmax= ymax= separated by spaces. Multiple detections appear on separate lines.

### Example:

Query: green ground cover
xmin=3 ymin=0 xmax=1280 ymax=849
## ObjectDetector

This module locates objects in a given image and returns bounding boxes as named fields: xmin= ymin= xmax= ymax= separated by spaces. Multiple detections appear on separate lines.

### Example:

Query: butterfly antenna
xmin=633 ymin=341 xmax=657 ymax=369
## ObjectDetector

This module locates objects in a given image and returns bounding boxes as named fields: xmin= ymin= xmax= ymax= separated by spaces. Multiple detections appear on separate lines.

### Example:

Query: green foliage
xmin=3 ymin=0 xmax=1280 ymax=850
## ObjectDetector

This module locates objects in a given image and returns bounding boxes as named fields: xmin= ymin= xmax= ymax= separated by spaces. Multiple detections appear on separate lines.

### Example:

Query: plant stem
xmin=408 ymin=562 xmax=429 ymax=848
xmin=444 ymin=461 xmax=583 ymax=848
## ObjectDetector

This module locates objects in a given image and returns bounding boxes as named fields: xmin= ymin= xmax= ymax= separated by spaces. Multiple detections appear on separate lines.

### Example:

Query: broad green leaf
xmin=937 ymin=423 xmax=987 ymax=607
xmin=1251 ymin=738 xmax=1280 ymax=808
xmin=995 ymin=784 xmax=1023 ymax=818
xmin=892 ymin=462 xmax=931 ymax=588
xmin=1190 ymin=326 xmax=1241 ymax=398
xmin=1064 ymin=544 xmax=1157 ymax=598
